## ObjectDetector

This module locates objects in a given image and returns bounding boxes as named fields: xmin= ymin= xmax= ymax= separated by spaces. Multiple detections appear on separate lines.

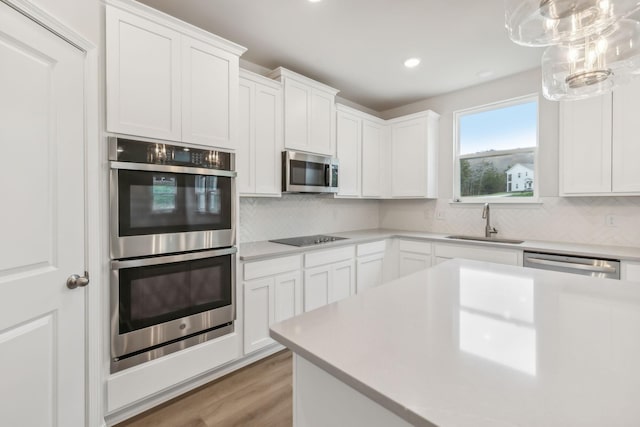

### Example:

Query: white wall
xmin=378 ymin=69 xmax=640 ymax=247
xmin=239 ymin=195 xmax=379 ymax=243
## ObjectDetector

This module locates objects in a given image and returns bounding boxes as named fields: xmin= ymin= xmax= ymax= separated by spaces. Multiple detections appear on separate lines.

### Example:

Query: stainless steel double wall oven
xmin=109 ymin=137 xmax=237 ymax=372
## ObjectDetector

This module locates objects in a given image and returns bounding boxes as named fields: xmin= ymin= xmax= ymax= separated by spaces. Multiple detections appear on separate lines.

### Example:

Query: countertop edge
xmin=239 ymin=229 xmax=640 ymax=263
xmin=268 ymin=327 xmax=437 ymax=427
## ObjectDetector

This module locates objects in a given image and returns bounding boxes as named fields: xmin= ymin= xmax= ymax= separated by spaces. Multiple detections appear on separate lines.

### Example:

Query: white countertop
xmin=270 ymin=259 xmax=640 ymax=427
xmin=239 ymin=228 xmax=640 ymax=262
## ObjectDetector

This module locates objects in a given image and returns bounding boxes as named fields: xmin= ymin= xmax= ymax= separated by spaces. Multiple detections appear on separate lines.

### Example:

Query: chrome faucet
xmin=482 ymin=203 xmax=498 ymax=238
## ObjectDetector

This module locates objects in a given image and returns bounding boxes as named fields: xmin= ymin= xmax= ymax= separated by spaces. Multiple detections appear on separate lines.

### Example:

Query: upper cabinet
xmin=106 ymin=0 xmax=246 ymax=149
xmin=336 ymin=104 xmax=386 ymax=198
xmin=560 ymin=79 xmax=640 ymax=196
xmin=388 ymin=111 xmax=440 ymax=198
xmin=268 ymin=67 xmax=339 ymax=156
xmin=238 ymin=69 xmax=283 ymax=197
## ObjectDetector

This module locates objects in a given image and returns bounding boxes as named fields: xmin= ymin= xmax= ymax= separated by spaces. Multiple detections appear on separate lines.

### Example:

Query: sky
xmin=459 ymin=100 xmax=538 ymax=155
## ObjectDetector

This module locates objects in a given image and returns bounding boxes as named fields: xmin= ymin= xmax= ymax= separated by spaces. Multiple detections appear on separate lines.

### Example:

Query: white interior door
xmin=0 ymin=3 xmax=86 ymax=426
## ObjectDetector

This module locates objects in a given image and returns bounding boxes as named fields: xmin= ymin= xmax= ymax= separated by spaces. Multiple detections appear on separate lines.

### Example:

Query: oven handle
xmin=110 ymin=161 xmax=237 ymax=178
xmin=111 ymin=247 xmax=237 ymax=270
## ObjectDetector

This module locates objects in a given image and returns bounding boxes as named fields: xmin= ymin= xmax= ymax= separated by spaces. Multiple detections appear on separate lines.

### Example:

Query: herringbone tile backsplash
xmin=239 ymin=195 xmax=380 ymax=243
xmin=240 ymin=195 xmax=640 ymax=247
xmin=379 ymin=197 xmax=640 ymax=248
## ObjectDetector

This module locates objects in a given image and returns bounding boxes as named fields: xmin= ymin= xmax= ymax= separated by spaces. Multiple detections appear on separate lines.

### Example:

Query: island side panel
xmin=293 ymin=354 xmax=417 ymax=427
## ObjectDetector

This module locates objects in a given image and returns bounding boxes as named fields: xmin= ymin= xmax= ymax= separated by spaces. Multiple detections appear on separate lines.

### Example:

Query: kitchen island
xmin=270 ymin=259 xmax=640 ymax=427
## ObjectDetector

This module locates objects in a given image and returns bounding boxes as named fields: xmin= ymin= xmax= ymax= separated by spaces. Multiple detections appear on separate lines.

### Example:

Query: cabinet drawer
xmin=398 ymin=239 xmax=432 ymax=255
xmin=357 ymin=240 xmax=386 ymax=257
xmin=305 ymin=246 xmax=355 ymax=268
xmin=243 ymin=254 xmax=301 ymax=281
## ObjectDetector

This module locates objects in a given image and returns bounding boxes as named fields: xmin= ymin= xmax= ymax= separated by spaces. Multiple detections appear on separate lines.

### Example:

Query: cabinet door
xmin=329 ymin=259 xmax=356 ymax=304
xmin=283 ymin=78 xmax=311 ymax=152
xmin=391 ymin=117 xmax=427 ymax=197
xmin=612 ymin=79 xmax=640 ymax=193
xmin=243 ymin=278 xmax=274 ymax=354
xmin=273 ymin=271 xmax=302 ymax=322
xmin=182 ymin=37 xmax=238 ymax=149
xmin=560 ymin=95 xmax=612 ymax=194
xmin=336 ymin=111 xmax=361 ymax=197
xmin=362 ymin=120 xmax=384 ymax=198
xmin=398 ymin=252 xmax=432 ymax=277
xmin=237 ymin=78 xmax=254 ymax=194
xmin=106 ymin=7 xmax=181 ymax=141
xmin=254 ymin=83 xmax=282 ymax=195
xmin=356 ymin=253 xmax=384 ymax=293
xmin=310 ymin=89 xmax=337 ymax=155
xmin=304 ymin=266 xmax=330 ymax=312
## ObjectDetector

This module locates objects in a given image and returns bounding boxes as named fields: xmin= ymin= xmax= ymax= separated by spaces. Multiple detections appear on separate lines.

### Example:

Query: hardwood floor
xmin=116 ymin=350 xmax=293 ymax=427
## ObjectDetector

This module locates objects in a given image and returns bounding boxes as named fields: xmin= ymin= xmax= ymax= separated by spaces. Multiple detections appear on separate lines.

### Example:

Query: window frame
xmin=452 ymin=94 xmax=540 ymax=204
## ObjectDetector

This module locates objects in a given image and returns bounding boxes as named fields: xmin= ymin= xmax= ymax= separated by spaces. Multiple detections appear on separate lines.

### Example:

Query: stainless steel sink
xmin=446 ymin=235 xmax=524 ymax=244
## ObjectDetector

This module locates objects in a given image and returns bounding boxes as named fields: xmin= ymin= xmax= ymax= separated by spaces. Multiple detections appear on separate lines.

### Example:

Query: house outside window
xmin=454 ymin=95 xmax=538 ymax=202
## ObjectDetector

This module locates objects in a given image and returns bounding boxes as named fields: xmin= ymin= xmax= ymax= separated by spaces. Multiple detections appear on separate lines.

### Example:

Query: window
xmin=454 ymin=95 xmax=538 ymax=202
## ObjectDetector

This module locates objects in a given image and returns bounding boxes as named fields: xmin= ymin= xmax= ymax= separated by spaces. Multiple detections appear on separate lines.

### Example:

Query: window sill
xmin=449 ymin=197 xmax=543 ymax=206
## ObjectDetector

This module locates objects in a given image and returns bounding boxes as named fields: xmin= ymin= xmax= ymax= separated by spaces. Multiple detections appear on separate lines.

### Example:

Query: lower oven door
xmin=110 ymin=247 xmax=236 ymax=363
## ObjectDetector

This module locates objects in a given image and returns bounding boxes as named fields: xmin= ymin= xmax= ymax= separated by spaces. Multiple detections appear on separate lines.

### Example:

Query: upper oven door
xmin=110 ymin=162 xmax=236 ymax=259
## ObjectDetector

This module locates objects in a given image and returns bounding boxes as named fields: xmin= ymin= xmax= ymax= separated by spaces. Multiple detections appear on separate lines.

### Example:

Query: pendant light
xmin=505 ymin=0 xmax=640 ymax=100
xmin=541 ymin=19 xmax=640 ymax=100
xmin=505 ymin=0 xmax=640 ymax=46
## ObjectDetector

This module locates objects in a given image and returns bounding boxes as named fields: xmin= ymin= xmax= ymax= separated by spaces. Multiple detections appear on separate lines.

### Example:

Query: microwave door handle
xmin=325 ymin=164 xmax=331 ymax=187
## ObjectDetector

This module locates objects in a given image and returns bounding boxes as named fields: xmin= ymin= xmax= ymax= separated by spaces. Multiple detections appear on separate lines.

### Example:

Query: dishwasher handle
xmin=525 ymin=256 xmax=618 ymax=273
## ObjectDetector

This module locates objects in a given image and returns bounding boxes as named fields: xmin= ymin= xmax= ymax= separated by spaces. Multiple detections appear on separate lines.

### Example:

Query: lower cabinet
xmin=243 ymin=255 xmax=302 ymax=355
xmin=432 ymin=243 xmax=523 ymax=266
xmin=398 ymin=239 xmax=432 ymax=278
xmin=356 ymin=241 xmax=386 ymax=293
xmin=304 ymin=246 xmax=356 ymax=311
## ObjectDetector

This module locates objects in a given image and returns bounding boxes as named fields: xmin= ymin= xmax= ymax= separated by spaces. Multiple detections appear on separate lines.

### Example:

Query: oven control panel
xmin=110 ymin=137 xmax=233 ymax=171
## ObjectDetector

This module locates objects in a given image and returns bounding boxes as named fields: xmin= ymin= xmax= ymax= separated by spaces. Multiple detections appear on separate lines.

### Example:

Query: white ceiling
xmin=136 ymin=0 xmax=544 ymax=112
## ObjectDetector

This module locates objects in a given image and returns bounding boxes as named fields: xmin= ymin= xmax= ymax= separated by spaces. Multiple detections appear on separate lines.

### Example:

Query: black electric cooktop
xmin=269 ymin=234 xmax=349 ymax=247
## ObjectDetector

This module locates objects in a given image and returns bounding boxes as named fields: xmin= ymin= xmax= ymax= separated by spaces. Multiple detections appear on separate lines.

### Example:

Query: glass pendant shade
xmin=541 ymin=19 xmax=640 ymax=100
xmin=505 ymin=0 xmax=640 ymax=46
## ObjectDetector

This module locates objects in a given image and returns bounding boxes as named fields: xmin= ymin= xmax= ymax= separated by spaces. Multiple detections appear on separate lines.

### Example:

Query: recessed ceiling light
xmin=404 ymin=58 xmax=421 ymax=68
xmin=308 ymin=0 xmax=322 ymax=2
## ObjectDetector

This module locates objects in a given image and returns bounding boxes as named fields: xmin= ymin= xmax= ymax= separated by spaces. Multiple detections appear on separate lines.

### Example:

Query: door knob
xmin=67 ymin=272 xmax=90 ymax=289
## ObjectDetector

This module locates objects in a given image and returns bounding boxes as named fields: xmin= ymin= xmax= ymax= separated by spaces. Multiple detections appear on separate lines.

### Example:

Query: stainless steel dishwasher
xmin=523 ymin=251 xmax=621 ymax=279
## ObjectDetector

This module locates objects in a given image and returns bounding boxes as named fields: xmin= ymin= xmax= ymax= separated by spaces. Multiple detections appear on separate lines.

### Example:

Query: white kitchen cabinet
xmin=398 ymin=240 xmax=433 ymax=278
xmin=621 ymin=261 xmax=640 ymax=283
xmin=388 ymin=110 xmax=439 ymax=198
xmin=268 ymin=67 xmax=339 ymax=156
xmin=336 ymin=108 xmax=362 ymax=197
xmin=106 ymin=2 xmax=245 ymax=148
xmin=559 ymin=94 xmax=612 ymax=195
xmin=242 ymin=255 xmax=302 ymax=354
xmin=303 ymin=246 xmax=356 ymax=311
xmin=612 ymin=79 xmax=640 ymax=193
xmin=560 ymin=79 xmax=640 ymax=195
xmin=181 ymin=37 xmax=239 ymax=149
xmin=238 ymin=69 xmax=283 ymax=196
xmin=356 ymin=241 xmax=386 ymax=293
xmin=361 ymin=119 xmax=386 ymax=198
xmin=106 ymin=6 xmax=182 ymax=141
xmin=433 ymin=242 xmax=523 ymax=266
xmin=336 ymin=104 xmax=386 ymax=199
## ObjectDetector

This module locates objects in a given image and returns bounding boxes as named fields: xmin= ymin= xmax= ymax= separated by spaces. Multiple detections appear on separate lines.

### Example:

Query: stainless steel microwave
xmin=282 ymin=150 xmax=339 ymax=193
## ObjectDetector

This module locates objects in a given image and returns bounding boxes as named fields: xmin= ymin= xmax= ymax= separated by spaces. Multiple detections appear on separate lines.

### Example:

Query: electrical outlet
xmin=436 ymin=210 xmax=446 ymax=220
xmin=605 ymin=214 xmax=617 ymax=227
